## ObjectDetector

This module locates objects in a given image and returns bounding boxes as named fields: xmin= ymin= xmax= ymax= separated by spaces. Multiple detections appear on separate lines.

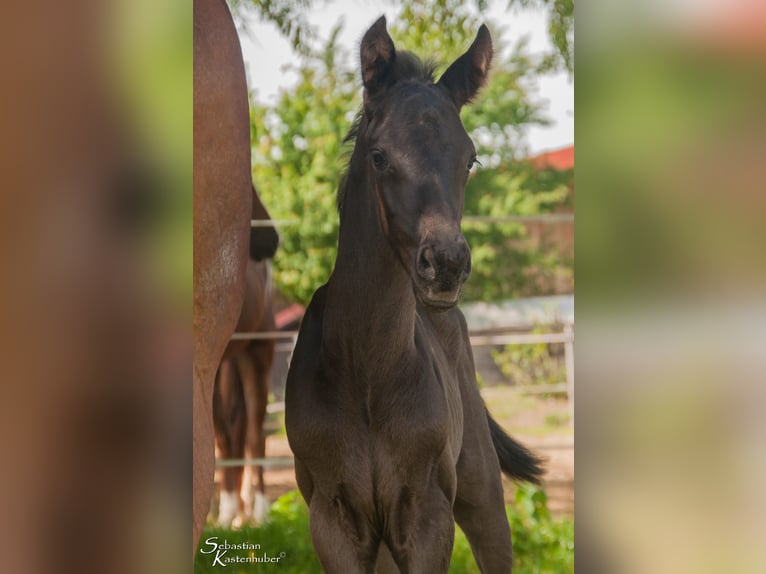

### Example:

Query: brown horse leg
xmin=213 ymin=360 xmax=246 ymax=527
xmin=238 ymin=341 xmax=272 ymax=523
xmin=251 ymin=341 xmax=273 ymax=523
xmin=235 ymin=346 xmax=259 ymax=523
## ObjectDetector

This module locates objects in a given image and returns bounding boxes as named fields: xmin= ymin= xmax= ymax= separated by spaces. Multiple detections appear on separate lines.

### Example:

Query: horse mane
xmin=337 ymin=51 xmax=439 ymax=212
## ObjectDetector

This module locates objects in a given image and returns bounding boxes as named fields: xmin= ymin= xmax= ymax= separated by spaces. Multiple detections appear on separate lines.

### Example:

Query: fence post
xmin=564 ymin=322 xmax=574 ymax=425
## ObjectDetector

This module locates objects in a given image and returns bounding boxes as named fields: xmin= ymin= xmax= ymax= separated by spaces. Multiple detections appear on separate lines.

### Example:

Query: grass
xmin=545 ymin=412 xmax=571 ymax=428
xmin=481 ymin=387 xmax=540 ymax=421
xmin=195 ymin=486 xmax=573 ymax=573
xmin=482 ymin=387 xmax=573 ymax=438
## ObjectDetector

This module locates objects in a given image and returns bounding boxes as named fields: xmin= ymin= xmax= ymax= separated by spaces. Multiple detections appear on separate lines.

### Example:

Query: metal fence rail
xmin=251 ymin=213 xmax=573 ymax=228
xmin=215 ymin=456 xmax=294 ymax=469
xmin=469 ymin=331 xmax=573 ymax=346
xmin=463 ymin=214 xmax=574 ymax=224
xmin=230 ymin=330 xmax=298 ymax=341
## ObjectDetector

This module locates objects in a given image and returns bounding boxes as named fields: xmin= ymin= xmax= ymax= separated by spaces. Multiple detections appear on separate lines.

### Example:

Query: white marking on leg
xmin=240 ymin=467 xmax=254 ymax=519
xmin=253 ymin=492 xmax=270 ymax=524
xmin=218 ymin=490 xmax=240 ymax=528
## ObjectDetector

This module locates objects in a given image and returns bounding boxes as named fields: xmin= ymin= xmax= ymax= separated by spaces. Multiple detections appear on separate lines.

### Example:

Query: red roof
xmin=275 ymin=303 xmax=304 ymax=329
xmin=528 ymin=145 xmax=574 ymax=170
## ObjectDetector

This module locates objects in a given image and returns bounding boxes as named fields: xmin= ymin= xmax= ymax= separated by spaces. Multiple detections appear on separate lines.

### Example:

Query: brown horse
xmin=193 ymin=0 xmax=278 ymax=553
xmin=285 ymin=17 xmax=543 ymax=573
xmin=214 ymin=259 xmax=276 ymax=527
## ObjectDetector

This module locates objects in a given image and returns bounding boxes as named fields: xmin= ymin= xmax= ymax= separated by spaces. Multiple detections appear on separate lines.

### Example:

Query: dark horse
xmin=285 ymin=16 xmax=543 ymax=574
xmin=213 ymin=258 xmax=276 ymax=527
xmin=193 ymin=0 xmax=278 ymax=553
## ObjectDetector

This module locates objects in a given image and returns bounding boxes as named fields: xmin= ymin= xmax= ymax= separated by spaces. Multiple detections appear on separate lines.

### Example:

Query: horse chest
xmin=366 ymin=359 xmax=463 ymax=467
xmin=373 ymin=368 xmax=454 ymax=452
xmin=294 ymin=360 xmax=457 ymax=470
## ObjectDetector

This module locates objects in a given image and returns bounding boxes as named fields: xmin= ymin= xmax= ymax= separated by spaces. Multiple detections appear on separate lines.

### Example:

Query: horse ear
xmin=360 ymin=16 xmax=396 ymax=112
xmin=437 ymin=24 xmax=493 ymax=110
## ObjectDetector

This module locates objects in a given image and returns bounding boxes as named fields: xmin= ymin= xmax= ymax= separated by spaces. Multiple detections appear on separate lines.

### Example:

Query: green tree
xmin=250 ymin=26 xmax=356 ymax=303
xmin=505 ymin=0 xmax=574 ymax=72
xmin=233 ymin=0 xmax=573 ymax=72
xmin=230 ymin=0 xmax=315 ymax=54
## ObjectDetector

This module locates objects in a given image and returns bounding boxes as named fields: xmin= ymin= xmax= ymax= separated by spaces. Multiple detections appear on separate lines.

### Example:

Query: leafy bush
xmin=195 ymin=487 xmax=573 ymax=573
xmin=492 ymin=325 xmax=566 ymax=389
xmin=508 ymin=483 xmax=574 ymax=574
xmin=250 ymin=24 xmax=354 ymax=304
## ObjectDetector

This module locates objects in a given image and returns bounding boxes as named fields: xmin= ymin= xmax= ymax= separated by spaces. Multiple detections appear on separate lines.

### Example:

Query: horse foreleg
xmin=453 ymin=490 xmax=512 ymax=574
xmin=453 ymin=440 xmax=513 ymax=572
xmin=382 ymin=483 xmax=455 ymax=574
xmin=374 ymin=543 xmax=400 ymax=574
xmin=309 ymin=489 xmax=380 ymax=574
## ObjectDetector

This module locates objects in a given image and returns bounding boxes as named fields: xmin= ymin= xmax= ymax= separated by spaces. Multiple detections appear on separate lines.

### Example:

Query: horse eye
xmin=370 ymin=150 xmax=388 ymax=172
xmin=467 ymin=156 xmax=481 ymax=173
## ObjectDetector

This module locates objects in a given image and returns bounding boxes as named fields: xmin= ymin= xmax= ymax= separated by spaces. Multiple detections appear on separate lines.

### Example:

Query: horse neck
xmin=323 ymin=160 xmax=416 ymax=372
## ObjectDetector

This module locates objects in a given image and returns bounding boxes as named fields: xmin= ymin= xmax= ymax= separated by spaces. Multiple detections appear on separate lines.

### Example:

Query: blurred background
xmin=0 ymin=0 xmax=190 ymax=572
xmin=576 ymin=0 xmax=766 ymax=572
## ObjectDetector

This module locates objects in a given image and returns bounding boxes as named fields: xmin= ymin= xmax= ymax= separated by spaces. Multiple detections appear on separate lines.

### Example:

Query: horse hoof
xmin=231 ymin=514 xmax=246 ymax=530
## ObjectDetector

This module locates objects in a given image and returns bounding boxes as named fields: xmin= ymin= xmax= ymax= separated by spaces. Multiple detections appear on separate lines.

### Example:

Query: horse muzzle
xmin=414 ymin=234 xmax=471 ymax=310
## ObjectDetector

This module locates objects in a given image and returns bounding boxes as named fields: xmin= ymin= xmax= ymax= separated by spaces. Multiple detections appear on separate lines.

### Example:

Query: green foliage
xmin=509 ymin=483 xmax=575 ymax=573
xmin=231 ymin=0 xmax=315 ymax=54
xmin=549 ymin=0 xmax=574 ymax=73
xmin=195 ymin=488 xmax=573 ymax=573
xmin=195 ymin=491 xmax=320 ymax=573
xmin=506 ymin=0 xmax=574 ymax=73
xmin=492 ymin=324 xmax=566 ymax=387
xmin=391 ymin=2 xmax=486 ymax=67
xmin=233 ymin=0 xmax=572 ymax=71
xmin=251 ymin=26 xmax=356 ymax=303
xmin=462 ymin=163 xmax=572 ymax=301
xmin=251 ymin=1 xmax=573 ymax=305
xmin=545 ymin=411 xmax=570 ymax=428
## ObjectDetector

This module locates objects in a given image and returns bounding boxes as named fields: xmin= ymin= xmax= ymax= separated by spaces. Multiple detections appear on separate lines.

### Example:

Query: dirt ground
xmin=250 ymin=387 xmax=574 ymax=519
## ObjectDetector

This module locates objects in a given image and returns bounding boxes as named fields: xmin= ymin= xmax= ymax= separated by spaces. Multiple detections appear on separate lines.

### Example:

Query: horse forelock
xmin=336 ymin=51 xmax=440 ymax=212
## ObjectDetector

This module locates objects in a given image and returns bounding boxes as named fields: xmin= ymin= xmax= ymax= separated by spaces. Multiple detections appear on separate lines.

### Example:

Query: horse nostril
xmin=417 ymin=246 xmax=437 ymax=281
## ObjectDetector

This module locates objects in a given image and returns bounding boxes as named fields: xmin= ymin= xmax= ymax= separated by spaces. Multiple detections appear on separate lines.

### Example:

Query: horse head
xmin=356 ymin=16 xmax=492 ymax=310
